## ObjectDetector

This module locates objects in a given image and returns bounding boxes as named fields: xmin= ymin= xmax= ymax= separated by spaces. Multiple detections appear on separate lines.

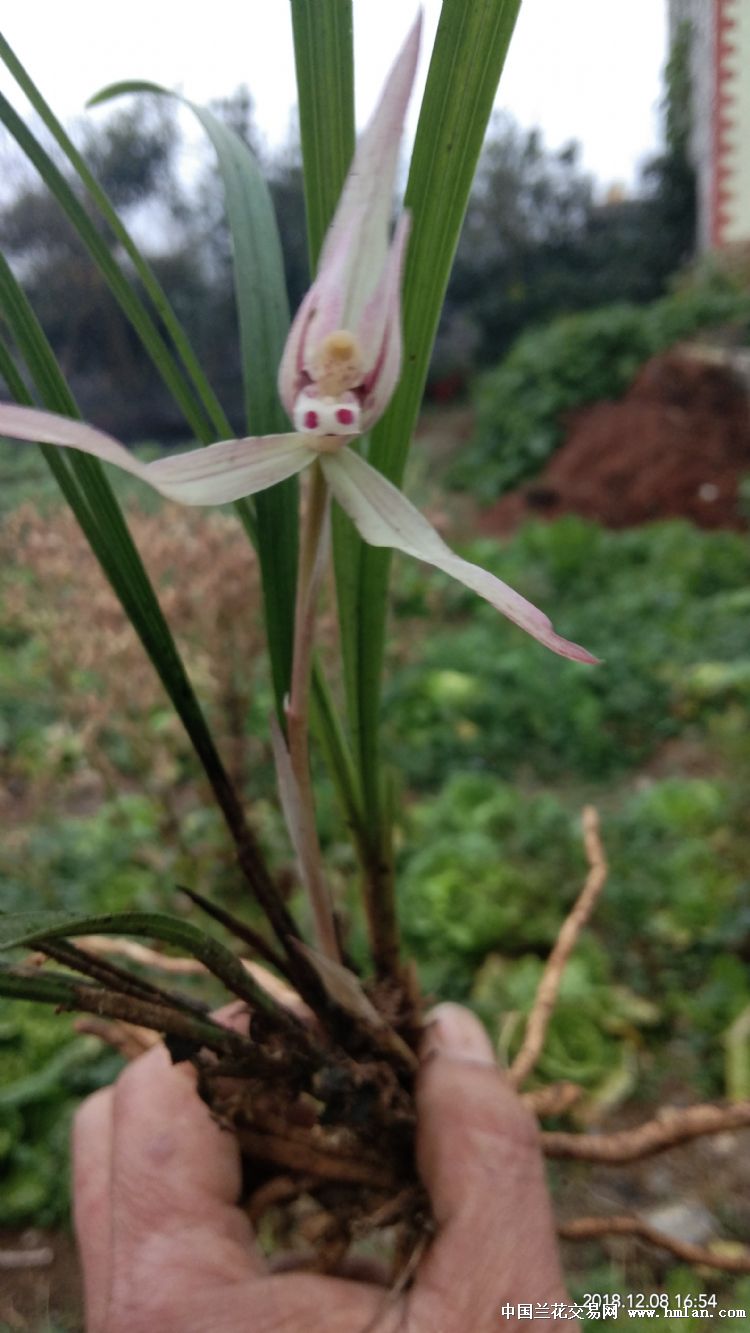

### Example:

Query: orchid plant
xmin=0 ymin=9 xmax=594 ymax=974
xmin=0 ymin=0 xmax=592 ymax=1107
xmin=7 ymin=11 xmax=750 ymax=1295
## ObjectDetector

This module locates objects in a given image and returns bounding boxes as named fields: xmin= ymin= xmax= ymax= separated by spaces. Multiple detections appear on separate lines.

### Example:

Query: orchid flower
xmin=0 ymin=15 xmax=595 ymax=665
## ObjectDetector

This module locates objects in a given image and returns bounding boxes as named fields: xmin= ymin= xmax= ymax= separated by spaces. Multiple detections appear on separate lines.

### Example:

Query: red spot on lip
xmin=336 ymin=407 xmax=355 ymax=425
xmin=304 ymin=410 xmax=319 ymax=429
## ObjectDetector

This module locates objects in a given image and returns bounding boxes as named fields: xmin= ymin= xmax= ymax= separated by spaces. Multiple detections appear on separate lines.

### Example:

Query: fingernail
xmin=421 ymin=1002 xmax=496 ymax=1066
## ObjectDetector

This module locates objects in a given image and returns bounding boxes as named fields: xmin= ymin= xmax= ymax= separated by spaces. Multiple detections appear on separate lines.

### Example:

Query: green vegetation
xmin=385 ymin=519 xmax=750 ymax=783
xmin=0 ymin=1007 xmax=121 ymax=1226
xmin=384 ymin=517 xmax=750 ymax=1108
xmin=2 ymin=471 xmax=749 ymax=1233
xmin=449 ymin=285 xmax=750 ymax=501
xmin=397 ymin=771 xmax=750 ymax=1105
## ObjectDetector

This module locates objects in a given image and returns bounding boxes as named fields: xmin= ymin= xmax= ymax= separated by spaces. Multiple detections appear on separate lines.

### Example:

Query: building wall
xmin=670 ymin=0 xmax=716 ymax=248
xmin=715 ymin=0 xmax=750 ymax=245
xmin=668 ymin=0 xmax=750 ymax=249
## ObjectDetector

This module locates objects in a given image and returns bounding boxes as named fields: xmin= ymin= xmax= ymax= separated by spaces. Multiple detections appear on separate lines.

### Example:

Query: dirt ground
xmin=480 ymin=353 xmax=750 ymax=535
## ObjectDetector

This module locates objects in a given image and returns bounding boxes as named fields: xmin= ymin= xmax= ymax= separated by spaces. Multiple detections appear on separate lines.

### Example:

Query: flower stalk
xmin=284 ymin=461 xmax=340 ymax=961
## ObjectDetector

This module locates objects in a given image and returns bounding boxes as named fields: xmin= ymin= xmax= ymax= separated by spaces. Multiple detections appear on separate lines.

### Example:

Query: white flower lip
xmin=293 ymin=389 xmax=361 ymax=439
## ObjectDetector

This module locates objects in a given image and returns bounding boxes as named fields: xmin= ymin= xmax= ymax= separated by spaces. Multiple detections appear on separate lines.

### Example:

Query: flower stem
xmin=286 ymin=461 xmax=340 ymax=961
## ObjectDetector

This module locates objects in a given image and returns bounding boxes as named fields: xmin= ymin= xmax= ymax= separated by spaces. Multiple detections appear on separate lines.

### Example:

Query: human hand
xmin=74 ymin=1002 xmax=575 ymax=1332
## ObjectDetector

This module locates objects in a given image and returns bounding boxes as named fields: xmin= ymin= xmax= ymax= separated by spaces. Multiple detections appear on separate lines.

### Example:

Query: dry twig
xmin=542 ymin=1100 xmax=750 ymax=1162
xmin=75 ymin=936 xmax=204 ymax=974
xmin=74 ymin=1016 xmax=160 ymax=1060
xmin=510 ymin=806 xmax=608 ymax=1089
xmin=559 ymin=1214 xmax=750 ymax=1273
xmin=0 ymin=1248 xmax=54 ymax=1270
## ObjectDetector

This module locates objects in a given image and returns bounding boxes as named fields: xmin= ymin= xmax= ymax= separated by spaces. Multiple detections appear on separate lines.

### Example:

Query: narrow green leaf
xmin=91 ymin=80 xmax=299 ymax=711
xmin=0 ymin=34 xmax=233 ymax=443
xmin=0 ymin=334 xmax=92 ymax=521
xmin=38 ymin=935 xmax=209 ymax=1016
xmin=357 ymin=0 xmax=524 ymax=816
xmin=290 ymin=0 xmax=355 ymax=262
xmin=0 ymin=90 xmax=216 ymax=444
xmin=0 ymin=963 xmax=251 ymax=1056
xmin=177 ymin=98 xmax=298 ymax=708
xmin=0 ymin=47 xmax=267 ymax=584
xmin=0 ymin=32 xmax=243 ymax=437
xmin=309 ymin=663 xmax=363 ymax=831
xmin=0 ymin=965 xmax=94 ymax=1008
xmin=0 ymin=254 xmax=222 ymax=768
xmin=0 ymin=911 xmax=295 ymax=1025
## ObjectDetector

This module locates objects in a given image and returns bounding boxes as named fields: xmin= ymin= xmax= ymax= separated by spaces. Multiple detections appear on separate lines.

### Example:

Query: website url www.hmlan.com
xmin=626 ymin=1310 xmax=747 ymax=1320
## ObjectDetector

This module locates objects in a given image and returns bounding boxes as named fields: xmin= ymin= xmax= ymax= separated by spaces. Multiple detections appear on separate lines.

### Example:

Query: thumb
xmin=412 ymin=1003 xmax=570 ymax=1329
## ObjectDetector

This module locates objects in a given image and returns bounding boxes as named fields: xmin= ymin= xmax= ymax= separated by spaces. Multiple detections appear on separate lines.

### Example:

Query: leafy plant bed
xmin=1 ymin=478 xmax=749 ymax=1322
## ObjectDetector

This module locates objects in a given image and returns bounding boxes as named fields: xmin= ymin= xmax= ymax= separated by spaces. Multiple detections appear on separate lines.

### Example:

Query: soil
xmin=480 ymin=353 xmax=750 ymax=536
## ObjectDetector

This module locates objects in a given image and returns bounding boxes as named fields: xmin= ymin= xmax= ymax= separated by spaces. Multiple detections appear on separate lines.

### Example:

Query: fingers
xmin=73 ymin=1086 xmax=115 ymax=1332
xmin=411 ymin=1003 xmax=568 ymax=1330
xmin=76 ymin=1037 xmax=387 ymax=1332
xmin=73 ymin=1035 xmax=267 ymax=1332
xmin=107 ymin=1043 xmax=261 ymax=1276
xmin=73 ymin=999 xmax=570 ymax=1333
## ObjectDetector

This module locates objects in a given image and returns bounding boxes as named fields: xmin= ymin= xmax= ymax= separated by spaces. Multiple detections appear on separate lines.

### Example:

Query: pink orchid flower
xmin=0 ymin=15 xmax=595 ymax=665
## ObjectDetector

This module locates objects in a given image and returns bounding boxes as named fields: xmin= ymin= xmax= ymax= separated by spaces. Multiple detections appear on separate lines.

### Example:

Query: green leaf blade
xmin=181 ymin=97 xmax=299 ymax=712
xmin=0 ymin=911 xmax=282 ymax=1020
xmin=357 ymin=0 xmax=524 ymax=816
xmin=290 ymin=0 xmax=355 ymax=266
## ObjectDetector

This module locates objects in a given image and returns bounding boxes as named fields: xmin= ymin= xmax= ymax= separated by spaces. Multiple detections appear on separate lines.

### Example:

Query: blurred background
xmin=1 ymin=2 xmax=750 ymax=1328
xmin=0 ymin=0 xmax=678 ymax=440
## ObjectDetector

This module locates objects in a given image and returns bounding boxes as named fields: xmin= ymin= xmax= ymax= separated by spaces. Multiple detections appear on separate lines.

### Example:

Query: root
xmin=559 ymin=1214 xmax=750 ymax=1273
xmin=542 ymin=1100 xmax=750 ymax=1162
xmin=510 ymin=806 xmax=607 ymax=1090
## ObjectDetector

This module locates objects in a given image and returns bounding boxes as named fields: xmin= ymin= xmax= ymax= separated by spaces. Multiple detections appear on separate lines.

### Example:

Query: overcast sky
xmin=0 ymin=1 xmax=667 ymax=192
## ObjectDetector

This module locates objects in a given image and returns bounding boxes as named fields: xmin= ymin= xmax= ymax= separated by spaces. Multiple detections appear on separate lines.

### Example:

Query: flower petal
xmin=276 ymin=237 xmax=349 ymax=418
xmin=146 ymin=434 xmax=314 ymax=505
xmin=321 ymin=448 xmax=599 ymax=664
xmin=277 ymin=14 xmax=420 ymax=425
xmin=319 ymin=11 xmax=421 ymax=329
xmin=358 ymin=211 xmax=411 ymax=428
xmin=0 ymin=404 xmax=315 ymax=505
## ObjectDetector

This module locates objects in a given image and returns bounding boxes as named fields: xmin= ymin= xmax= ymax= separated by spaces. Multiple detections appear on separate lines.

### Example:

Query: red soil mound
xmin=481 ymin=353 xmax=750 ymax=535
